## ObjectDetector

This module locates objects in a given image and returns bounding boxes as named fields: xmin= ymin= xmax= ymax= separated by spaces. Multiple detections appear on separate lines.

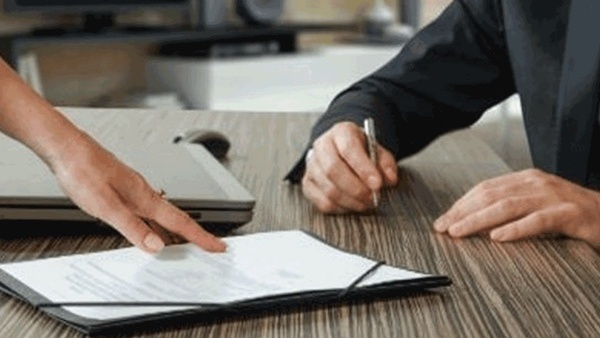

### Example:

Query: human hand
xmin=46 ymin=131 xmax=226 ymax=254
xmin=0 ymin=60 xmax=224 ymax=253
xmin=434 ymin=168 xmax=600 ymax=247
xmin=302 ymin=121 xmax=398 ymax=213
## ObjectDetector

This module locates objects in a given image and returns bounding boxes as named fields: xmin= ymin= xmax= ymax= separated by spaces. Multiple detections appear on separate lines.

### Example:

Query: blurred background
xmin=0 ymin=0 xmax=450 ymax=106
xmin=0 ymin=0 xmax=530 ymax=170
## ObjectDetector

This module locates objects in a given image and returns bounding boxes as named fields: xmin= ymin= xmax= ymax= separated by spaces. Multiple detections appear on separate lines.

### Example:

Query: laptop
xmin=0 ymin=132 xmax=255 ymax=234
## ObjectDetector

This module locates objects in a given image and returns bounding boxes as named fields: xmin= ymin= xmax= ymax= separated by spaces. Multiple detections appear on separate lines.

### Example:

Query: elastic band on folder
xmin=36 ymin=301 xmax=223 ymax=308
xmin=337 ymin=260 xmax=385 ymax=298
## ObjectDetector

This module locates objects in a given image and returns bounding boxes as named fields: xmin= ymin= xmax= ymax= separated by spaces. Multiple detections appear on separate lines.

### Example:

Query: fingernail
xmin=385 ymin=167 xmax=397 ymax=182
xmin=448 ymin=225 xmax=461 ymax=237
xmin=367 ymin=175 xmax=379 ymax=190
xmin=143 ymin=233 xmax=165 ymax=253
xmin=212 ymin=237 xmax=227 ymax=252
xmin=490 ymin=229 xmax=506 ymax=241
xmin=433 ymin=219 xmax=444 ymax=232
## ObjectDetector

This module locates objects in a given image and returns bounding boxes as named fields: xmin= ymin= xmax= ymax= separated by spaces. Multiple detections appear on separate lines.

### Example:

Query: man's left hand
xmin=434 ymin=168 xmax=600 ymax=247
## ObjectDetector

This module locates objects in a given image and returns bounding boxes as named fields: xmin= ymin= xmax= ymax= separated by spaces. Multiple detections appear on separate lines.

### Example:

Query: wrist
xmin=28 ymin=118 xmax=88 ymax=173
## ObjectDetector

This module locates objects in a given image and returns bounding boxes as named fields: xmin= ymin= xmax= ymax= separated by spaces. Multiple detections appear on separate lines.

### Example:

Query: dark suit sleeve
xmin=285 ymin=0 xmax=515 ymax=183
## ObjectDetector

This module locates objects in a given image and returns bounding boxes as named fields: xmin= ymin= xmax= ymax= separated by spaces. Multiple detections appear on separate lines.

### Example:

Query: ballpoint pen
xmin=363 ymin=117 xmax=379 ymax=208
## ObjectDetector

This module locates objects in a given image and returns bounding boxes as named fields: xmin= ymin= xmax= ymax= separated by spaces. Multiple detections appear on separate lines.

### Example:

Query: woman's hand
xmin=0 ymin=58 xmax=225 ymax=253
xmin=48 ymin=131 xmax=226 ymax=253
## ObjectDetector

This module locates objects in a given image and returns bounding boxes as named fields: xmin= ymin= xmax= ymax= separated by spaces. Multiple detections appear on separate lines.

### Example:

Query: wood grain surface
xmin=0 ymin=108 xmax=598 ymax=337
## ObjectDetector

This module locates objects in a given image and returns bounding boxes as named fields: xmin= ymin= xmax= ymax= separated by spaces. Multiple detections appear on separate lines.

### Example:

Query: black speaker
xmin=195 ymin=0 xmax=228 ymax=28
xmin=235 ymin=0 xmax=285 ymax=26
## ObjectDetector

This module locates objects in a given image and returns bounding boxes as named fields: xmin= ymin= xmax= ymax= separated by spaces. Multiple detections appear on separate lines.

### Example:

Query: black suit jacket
xmin=285 ymin=0 xmax=600 ymax=187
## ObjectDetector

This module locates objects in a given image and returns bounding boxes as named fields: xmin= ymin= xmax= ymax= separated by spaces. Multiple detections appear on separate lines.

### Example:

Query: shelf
xmin=0 ymin=23 xmax=357 ymax=67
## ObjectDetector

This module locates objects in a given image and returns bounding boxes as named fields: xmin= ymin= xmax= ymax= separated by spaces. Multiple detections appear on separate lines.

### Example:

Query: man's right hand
xmin=301 ymin=121 xmax=398 ymax=213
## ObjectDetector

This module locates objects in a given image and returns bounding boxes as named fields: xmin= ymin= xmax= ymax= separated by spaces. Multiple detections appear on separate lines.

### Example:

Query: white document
xmin=0 ymin=230 xmax=428 ymax=320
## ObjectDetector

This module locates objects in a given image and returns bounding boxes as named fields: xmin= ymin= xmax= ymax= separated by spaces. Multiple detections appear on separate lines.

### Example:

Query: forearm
xmin=0 ymin=60 xmax=226 ymax=253
xmin=0 ymin=58 xmax=84 ymax=168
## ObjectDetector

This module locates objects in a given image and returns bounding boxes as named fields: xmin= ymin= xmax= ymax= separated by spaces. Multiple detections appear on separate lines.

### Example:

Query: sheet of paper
xmin=0 ymin=230 xmax=427 ymax=320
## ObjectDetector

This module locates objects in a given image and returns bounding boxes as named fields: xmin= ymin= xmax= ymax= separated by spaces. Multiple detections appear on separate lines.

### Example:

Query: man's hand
xmin=434 ymin=168 xmax=600 ymax=247
xmin=302 ymin=121 xmax=398 ymax=213
xmin=49 ymin=132 xmax=226 ymax=254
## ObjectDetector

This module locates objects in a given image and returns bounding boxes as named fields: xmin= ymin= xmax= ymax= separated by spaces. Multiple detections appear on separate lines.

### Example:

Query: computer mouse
xmin=173 ymin=129 xmax=231 ymax=160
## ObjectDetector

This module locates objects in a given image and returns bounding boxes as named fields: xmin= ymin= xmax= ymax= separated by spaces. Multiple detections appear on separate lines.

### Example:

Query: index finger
xmin=149 ymin=197 xmax=226 ymax=252
xmin=332 ymin=126 xmax=382 ymax=191
xmin=312 ymin=136 xmax=373 ymax=204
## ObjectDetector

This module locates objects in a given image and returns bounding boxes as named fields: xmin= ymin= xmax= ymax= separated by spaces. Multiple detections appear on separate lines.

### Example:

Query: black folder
xmin=0 ymin=231 xmax=451 ymax=335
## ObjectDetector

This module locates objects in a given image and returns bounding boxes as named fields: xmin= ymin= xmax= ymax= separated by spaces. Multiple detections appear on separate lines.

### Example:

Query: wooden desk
xmin=0 ymin=108 xmax=598 ymax=337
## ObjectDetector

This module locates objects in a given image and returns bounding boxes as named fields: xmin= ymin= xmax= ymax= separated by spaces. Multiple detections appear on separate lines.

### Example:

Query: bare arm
xmin=0 ymin=58 xmax=225 ymax=253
